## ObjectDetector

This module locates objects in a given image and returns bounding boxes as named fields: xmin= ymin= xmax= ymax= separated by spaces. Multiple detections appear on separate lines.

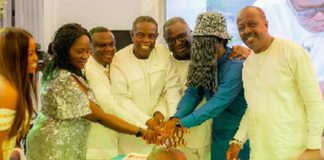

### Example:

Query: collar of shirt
xmin=88 ymin=56 xmax=110 ymax=76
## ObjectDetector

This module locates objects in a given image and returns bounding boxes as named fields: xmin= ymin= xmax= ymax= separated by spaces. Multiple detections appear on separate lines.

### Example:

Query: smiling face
xmin=27 ymin=38 xmax=38 ymax=73
xmin=131 ymin=21 xmax=158 ymax=59
xmin=290 ymin=0 xmax=324 ymax=32
xmin=69 ymin=35 xmax=91 ymax=69
xmin=164 ymin=21 xmax=191 ymax=60
xmin=91 ymin=31 xmax=116 ymax=66
xmin=237 ymin=7 xmax=272 ymax=53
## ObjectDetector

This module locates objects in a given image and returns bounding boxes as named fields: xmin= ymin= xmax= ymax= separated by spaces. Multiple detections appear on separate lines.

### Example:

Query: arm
xmin=0 ymin=77 xmax=18 ymax=160
xmin=84 ymin=101 xmax=140 ymax=135
xmin=74 ymin=77 xmax=156 ymax=142
xmin=110 ymin=61 xmax=151 ymax=124
xmin=161 ymin=57 xmax=182 ymax=117
xmin=85 ymin=66 xmax=145 ymax=128
xmin=226 ymin=109 xmax=249 ymax=160
xmin=174 ymin=86 xmax=204 ymax=119
xmin=180 ymin=62 xmax=244 ymax=128
xmin=288 ymin=46 xmax=324 ymax=149
xmin=233 ymin=108 xmax=249 ymax=143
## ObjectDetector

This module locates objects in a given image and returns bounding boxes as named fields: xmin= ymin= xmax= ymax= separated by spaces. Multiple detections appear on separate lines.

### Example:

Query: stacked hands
xmin=139 ymin=111 xmax=188 ymax=148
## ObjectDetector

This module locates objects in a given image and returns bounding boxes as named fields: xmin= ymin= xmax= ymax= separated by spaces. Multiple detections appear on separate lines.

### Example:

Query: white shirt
xmin=110 ymin=44 xmax=181 ymax=123
xmin=254 ymin=0 xmax=324 ymax=82
xmin=84 ymin=56 xmax=144 ymax=159
xmin=110 ymin=44 xmax=182 ymax=153
xmin=234 ymin=38 xmax=324 ymax=160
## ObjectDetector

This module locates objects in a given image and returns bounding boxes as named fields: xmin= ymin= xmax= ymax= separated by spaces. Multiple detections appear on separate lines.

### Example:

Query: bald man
xmin=226 ymin=6 xmax=324 ymax=160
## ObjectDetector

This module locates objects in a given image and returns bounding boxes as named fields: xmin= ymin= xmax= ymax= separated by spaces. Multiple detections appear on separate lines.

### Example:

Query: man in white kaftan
xmin=110 ymin=16 xmax=181 ymax=154
xmin=227 ymin=6 xmax=324 ymax=160
xmin=253 ymin=0 xmax=324 ymax=96
xmin=85 ymin=27 xmax=144 ymax=159
xmin=163 ymin=17 xmax=212 ymax=160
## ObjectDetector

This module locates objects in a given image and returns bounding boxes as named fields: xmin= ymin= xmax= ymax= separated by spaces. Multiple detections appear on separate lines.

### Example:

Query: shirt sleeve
xmin=288 ymin=45 xmax=324 ymax=149
xmin=175 ymin=86 xmax=204 ymax=119
xmin=152 ymin=97 xmax=169 ymax=119
xmin=180 ymin=61 xmax=244 ymax=128
xmin=233 ymin=108 xmax=249 ymax=144
xmin=161 ymin=56 xmax=182 ymax=117
xmin=85 ymin=66 xmax=145 ymax=128
xmin=50 ymin=74 xmax=92 ymax=120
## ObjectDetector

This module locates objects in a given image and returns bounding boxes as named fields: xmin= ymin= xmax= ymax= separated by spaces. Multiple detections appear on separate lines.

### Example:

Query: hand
xmin=145 ymin=111 xmax=165 ymax=130
xmin=159 ymin=118 xmax=187 ymax=148
xmin=153 ymin=111 xmax=164 ymax=125
xmin=142 ymin=128 xmax=157 ymax=144
xmin=146 ymin=118 xmax=159 ymax=130
xmin=229 ymin=45 xmax=251 ymax=60
xmin=298 ymin=149 xmax=322 ymax=160
xmin=226 ymin=143 xmax=241 ymax=160
xmin=160 ymin=117 xmax=179 ymax=135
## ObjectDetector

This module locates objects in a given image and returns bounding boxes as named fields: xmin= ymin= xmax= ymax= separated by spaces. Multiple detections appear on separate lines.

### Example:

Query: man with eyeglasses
xmin=252 ymin=0 xmax=324 ymax=98
xmin=85 ymin=26 xmax=145 ymax=159
xmin=110 ymin=16 xmax=182 ymax=154
xmin=162 ymin=17 xmax=212 ymax=160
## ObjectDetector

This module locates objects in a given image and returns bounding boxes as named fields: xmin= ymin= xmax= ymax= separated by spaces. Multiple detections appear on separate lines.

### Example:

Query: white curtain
xmin=1 ymin=0 xmax=13 ymax=27
xmin=141 ymin=0 xmax=166 ymax=43
xmin=15 ymin=0 xmax=44 ymax=49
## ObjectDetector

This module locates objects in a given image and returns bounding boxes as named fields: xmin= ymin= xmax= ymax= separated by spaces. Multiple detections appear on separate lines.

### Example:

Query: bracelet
xmin=229 ymin=138 xmax=244 ymax=149
xmin=135 ymin=127 xmax=144 ymax=137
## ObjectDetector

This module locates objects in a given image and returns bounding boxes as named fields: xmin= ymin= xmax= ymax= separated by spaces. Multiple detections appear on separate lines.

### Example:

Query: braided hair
xmin=186 ymin=36 xmax=220 ymax=91
xmin=42 ymin=23 xmax=90 ymax=84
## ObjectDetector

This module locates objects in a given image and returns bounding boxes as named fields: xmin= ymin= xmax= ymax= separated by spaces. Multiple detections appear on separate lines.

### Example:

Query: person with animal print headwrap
xmin=163 ymin=12 xmax=250 ymax=160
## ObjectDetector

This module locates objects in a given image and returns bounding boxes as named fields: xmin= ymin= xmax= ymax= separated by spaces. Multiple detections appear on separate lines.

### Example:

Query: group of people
xmin=0 ymin=4 xmax=323 ymax=160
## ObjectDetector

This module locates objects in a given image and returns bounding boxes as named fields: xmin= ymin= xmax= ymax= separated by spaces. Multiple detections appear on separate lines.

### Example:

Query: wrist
xmin=135 ymin=127 xmax=144 ymax=137
xmin=175 ymin=120 xmax=182 ymax=128
xmin=229 ymin=138 xmax=243 ymax=149
xmin=169 ymin=116 xmax=179 ymax=121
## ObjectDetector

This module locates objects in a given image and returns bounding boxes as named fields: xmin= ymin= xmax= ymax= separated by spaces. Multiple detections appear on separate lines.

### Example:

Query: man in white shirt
xmin=253 ymin=0 xmax=324 ymax=97
xmin=110 ymin=16 xmax=182 ymax=154
xmin=85 ymin=27 xmax=144 ymax=159
xmin=163 ymin=17 xmax=212 ymax=160
xmin=227 ymin=6 xmax=324 ymax=160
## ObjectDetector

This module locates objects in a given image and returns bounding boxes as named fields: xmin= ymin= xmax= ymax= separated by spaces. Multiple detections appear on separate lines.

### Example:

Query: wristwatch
xmin=135 ymin=128 xmax=144 ymax=137
xmin=229 ymin=138 xmax=244 ymax=149
xmin=175 ymin=121 xmax=182 ymax=128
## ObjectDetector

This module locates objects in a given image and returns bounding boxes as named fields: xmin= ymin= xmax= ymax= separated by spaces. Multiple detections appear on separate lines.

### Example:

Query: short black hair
xmin=132 ymin=16 xmax=158 ymax=32
xmin=89 ymin=26 xmax=110 ymax=37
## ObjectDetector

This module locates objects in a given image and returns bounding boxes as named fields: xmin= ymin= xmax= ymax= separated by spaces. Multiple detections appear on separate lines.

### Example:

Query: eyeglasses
xmin=166 ymin=33 xmax=189 ymax=45
xmin=289 ymin=0 xmax=324 ymax=19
